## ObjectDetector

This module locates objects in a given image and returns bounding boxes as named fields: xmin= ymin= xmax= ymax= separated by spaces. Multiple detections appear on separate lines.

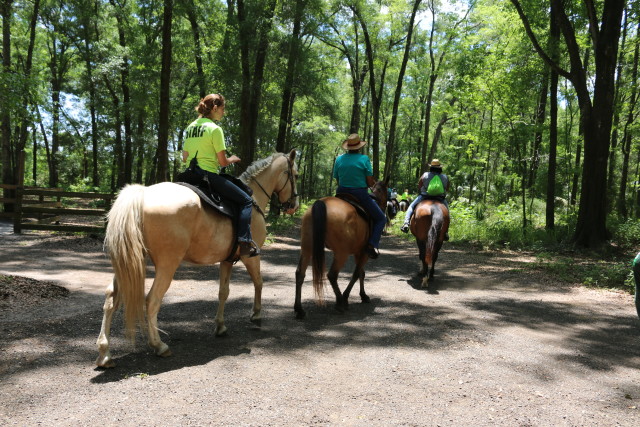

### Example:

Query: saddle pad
xmin=174 ymin=182 xmax=236 ymax=219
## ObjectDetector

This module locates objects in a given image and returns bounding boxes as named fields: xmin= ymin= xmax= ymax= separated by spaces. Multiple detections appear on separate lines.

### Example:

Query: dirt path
xmin=0 ymin=221 xmax=639 ymax=426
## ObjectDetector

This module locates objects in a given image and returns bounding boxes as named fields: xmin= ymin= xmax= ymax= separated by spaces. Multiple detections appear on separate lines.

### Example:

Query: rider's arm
xmin=217 ymin=150 xmax=240 ymax=167
xmin=366 ymin=175 xmax=376 ymax=188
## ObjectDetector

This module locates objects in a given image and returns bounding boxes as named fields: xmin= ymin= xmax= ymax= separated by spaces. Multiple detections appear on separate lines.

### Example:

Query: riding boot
xmin=366 ymin=244 xmax=379 ymax=259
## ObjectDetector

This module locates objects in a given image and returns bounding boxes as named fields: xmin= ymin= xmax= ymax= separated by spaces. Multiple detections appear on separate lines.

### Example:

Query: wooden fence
xmin=1 ymin=152 xmax=113 ymax=234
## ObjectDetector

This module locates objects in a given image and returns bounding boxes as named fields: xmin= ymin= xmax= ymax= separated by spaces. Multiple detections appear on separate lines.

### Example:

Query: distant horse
xmin=95 ymin=150 xmax=299 ymax=368
xmin=399 ymin=198 xmax=411 ymax=212
xmin=294 ymin=177 xmax=389 ymax=318
xmin=409 ymin=199 xmax=449 ymax=290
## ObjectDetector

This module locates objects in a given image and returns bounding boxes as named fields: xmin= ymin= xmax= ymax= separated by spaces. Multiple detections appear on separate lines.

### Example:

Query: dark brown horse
xmin=294 ymin=177 xmax=389 ymax=318
xmin=409 ymin=199 xmax=450 ymax=290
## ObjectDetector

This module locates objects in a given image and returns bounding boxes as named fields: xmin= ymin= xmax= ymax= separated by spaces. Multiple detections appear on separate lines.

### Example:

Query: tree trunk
xmin=15 ymin=0 xmax=40 ymax=177
xmin=275 ymin=0 xmax=304 ymax=154
xmin=237 ymin=0 xmax=277 ymax=173
xmin=154 ymin=0 xmax=173 ymax=184
xmin=607 ymin=10 xmax=627 ymax=209
xmin=384 ymin=0 xmax=421 ymax=179
xmin=617 ymin=21 xmax=640 ymax=218
xmin=1 ymin=0 xmax=13 ymax=211
xmin=529 ymin=68 xmax=549 ymax=189
xmin=512 ymin=0 xmax=625 ymax=247
xmin=186 ymin=0 xmax=205 ymax=99
xmin=546 ymin=1 xmax=560 ymax=230
xmin=114 ymin=4 xmax=133 ymax=184
xmin=352 ymin=4 xmax=385 ymax=178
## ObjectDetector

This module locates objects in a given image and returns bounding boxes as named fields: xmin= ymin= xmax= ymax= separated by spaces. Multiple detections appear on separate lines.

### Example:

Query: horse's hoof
xmin=215 ymin=325 xmax=228 ymax=336
xmin=95 ymin=356 xmax=115 ymax=369
xmin=158 ymin=348 xmax=172 ymax=358
xmin=361 ymin=295 xmax=371 ymax=303
xmin=295 ymin=309 xmax=306 ymax=320
xmin=250 ymin=314 xmax=262 ymax=328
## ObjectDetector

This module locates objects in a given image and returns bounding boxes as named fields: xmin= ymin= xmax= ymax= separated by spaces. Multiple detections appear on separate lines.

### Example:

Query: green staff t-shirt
xmin=183 ymin=118 xmax=226 ymax=173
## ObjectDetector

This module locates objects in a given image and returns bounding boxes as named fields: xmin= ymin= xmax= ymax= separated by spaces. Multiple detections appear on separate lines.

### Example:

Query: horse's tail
xmin=104 ymin=184 xmax=147 ymax=341
xmin=425 ymin=204 xmax=444 ymax=267
xmin=311 ymin=199 xmax=327 ymax=303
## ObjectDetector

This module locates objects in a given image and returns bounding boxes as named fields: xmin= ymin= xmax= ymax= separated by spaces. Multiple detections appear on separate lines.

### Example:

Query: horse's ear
xmin=288 ymin=149 xmax=297 ymax=162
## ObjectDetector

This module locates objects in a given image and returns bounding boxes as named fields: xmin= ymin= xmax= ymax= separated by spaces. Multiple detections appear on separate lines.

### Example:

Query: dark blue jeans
xmin=206 ymin=171 xmax=254 ymax=243
xmin=337 ymin=186 xmax=386 ymax=248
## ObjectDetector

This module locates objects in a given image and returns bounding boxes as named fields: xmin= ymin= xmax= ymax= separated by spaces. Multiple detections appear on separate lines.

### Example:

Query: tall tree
xmin=237 ymin=0 xmax=278 ymax=172
xmin=617 ymin=21 xmax=640 ymax=218
xmin=383 ymin=0 xmax=421 ymax=179
xmin=1 ymin=0 xmax=12 ymax=207
xmin=275 ymin=0 xmax=306 ymax=153
xmin=546 ymin=0 xmax=560 ymax=230
xmin=110 ymin=0 xmax=134 ymax=184
xmin=154 ymin=0 xmax=173 ymax=184
xmin=511 ymin=0 xmax=625 ymax=247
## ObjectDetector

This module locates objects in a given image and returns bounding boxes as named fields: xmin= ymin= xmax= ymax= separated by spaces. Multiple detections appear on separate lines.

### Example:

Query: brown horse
xmin=95 ymin=151 xmax=298 ymax=368
xmin=294 ymin=177 xmax=389 ymax=318
xmin=409 ymin=199 xmax=450 ymax=290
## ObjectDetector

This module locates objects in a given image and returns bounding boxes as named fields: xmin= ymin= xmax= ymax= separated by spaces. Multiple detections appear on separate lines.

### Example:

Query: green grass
xmin=387 ymin=199 xmax=640 ymax=294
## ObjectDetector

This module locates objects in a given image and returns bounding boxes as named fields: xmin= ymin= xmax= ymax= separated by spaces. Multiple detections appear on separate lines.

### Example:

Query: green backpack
xmin=426 ymin=174 xmax=445 ymax=196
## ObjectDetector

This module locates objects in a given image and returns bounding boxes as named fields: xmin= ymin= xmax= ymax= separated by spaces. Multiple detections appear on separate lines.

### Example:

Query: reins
xmin=250 ymin=154 xmax=297 ymax=212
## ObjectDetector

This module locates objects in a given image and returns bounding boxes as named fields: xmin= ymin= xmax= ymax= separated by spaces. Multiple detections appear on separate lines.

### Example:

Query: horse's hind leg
xmin=327 ymin=253 xmax=348 ymax=312
xmin=96 ymin=277 xmax=121 ymax=368
xmin=146 ymin=263 xmax=179 ymax=357
xmin=294 ymin=250 xmax=311 ymax=319
xmin=342 ymin=254 xmax=369 ymax=307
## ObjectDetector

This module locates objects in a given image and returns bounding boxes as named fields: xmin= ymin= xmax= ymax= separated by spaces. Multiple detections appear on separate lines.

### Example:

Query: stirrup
xmin=400 ymin=223 xmax=409 ymax=233
xmin=239 ymin=240 xmax=261 ymax=257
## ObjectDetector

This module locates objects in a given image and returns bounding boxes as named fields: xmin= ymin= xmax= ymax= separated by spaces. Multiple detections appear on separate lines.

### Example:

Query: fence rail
xmin=1 ymin=152 xmax=113 ymax=234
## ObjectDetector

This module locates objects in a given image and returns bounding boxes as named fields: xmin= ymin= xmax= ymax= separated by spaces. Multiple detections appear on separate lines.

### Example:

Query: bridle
xmin=370 ymin=181 xmax=388 ymax=212
xmin=251 ymin=154 xmax=298 ymax=211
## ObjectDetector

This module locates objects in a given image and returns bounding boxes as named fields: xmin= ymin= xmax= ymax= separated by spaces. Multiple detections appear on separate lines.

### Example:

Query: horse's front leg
xmin=96 ymin=277 xmax=121 ymax=368
xmin=242 ymin=256 xmax=264 ymax=327
xmin=214 ymin=261 xmax=234 ymax=336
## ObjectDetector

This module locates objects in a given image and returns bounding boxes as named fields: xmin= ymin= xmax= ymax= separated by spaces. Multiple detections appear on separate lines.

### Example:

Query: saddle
xmin=334 ymin=193 xmax=375 ymax=236
xmin=174 ymin=158 xmax=253 ymax=263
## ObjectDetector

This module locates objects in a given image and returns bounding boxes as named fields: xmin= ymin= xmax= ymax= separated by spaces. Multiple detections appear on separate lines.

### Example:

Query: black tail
xmin=426 ymin=204 xmax=444 ymax=265
xmin=311 ymin=200 xmax=327 ymax=302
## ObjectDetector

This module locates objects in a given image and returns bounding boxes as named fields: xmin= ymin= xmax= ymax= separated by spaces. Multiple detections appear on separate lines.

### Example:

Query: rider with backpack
xmin=400 ymin=159 xmax=450 ymax=237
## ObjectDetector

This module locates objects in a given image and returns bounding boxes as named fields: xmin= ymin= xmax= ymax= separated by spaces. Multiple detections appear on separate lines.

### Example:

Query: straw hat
xmin=342 ymin=133 xmax=367 ymax=150
xmin=429 ymin=159 xmax=442 ymax=167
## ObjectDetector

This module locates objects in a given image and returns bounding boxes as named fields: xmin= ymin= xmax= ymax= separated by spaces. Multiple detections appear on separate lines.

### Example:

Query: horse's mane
xmin=239 ymin=152 xmax=282 ymax=184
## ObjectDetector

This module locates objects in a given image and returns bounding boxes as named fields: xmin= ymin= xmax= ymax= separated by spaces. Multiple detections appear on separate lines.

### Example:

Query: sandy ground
xmin=0 ymin=218 xmax=639 ymax=426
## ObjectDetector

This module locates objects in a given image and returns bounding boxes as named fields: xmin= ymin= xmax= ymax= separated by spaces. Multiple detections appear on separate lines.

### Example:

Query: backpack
xmin=426 ymin=174 xmax=445 ymax=196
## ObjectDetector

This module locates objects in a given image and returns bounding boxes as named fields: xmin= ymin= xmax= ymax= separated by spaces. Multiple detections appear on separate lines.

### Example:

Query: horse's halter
xmin=252 ymin=155 xmax=298 ymax=211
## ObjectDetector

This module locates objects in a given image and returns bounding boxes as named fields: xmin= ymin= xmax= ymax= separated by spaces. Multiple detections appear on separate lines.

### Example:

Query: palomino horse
xmin=409 ymin=199 xmax=449 ymax=290
xmin=294 ymin=177 xmax=389 ymax=318
xmin=96 ymin=150 xmax=298 ymax=368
